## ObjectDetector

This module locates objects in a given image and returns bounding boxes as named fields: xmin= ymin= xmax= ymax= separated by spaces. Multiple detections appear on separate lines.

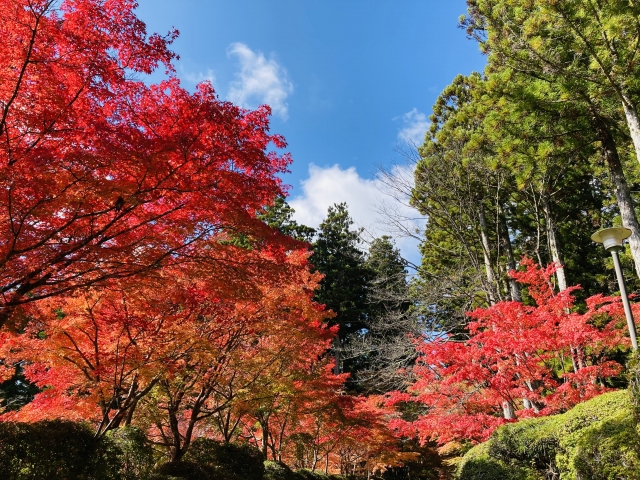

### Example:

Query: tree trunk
xmin=478 ymin=203 xmax=499 ymax=305
xmin=622 ymin=95 xmax=640 ymax=167
xmin=261 ymin=419 xmax=269 ymax=459
xmin=598 ymin=118 xmax=640 ymax=277
xmin=333 ymin=336 xmax=341 ymax=375
xmin=540 ymin=191 xmax=567 ymax=291
xmin=500 ymin=212 xmax=521 ymax=302
xmin=502 ymin=400 xmax=516 ymax=420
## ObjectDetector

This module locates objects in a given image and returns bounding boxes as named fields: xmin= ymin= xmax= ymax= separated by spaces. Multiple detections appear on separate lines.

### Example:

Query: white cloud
xmin=397 ymin=108 xmax=430 ymax=146
xmin=181 ymin=68 xmax=217 ymax=87
xmin=227 ymin=43 xmax=293 ymax=119
xmin=289 ymin=164 xmax=425 ymax=268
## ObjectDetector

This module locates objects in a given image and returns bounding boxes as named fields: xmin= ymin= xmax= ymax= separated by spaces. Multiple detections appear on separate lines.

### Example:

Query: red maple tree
xmin=0 ymin=0 xmax=292 ymax=328
xmin=392 ymin=258 xmax=633 ymax=445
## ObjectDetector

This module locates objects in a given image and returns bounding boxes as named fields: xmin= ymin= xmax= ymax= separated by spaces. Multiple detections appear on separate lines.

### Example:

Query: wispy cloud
xmin=181 ymin=68 xmax=217 ymax=87
xmin=397 ymin=108 xmax=430 ymax=146
xmin=227 ymin=42 xmax=293 ymax=119
xmin=289 ymin=164 xmax=425 ymax=267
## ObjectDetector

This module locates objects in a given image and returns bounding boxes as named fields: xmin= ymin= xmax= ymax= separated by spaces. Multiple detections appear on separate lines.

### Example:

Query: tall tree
xmin=480 ymin=68 xmax=615 ymax=297
xmin=411 ymin=74 xmax=513 ymax=327
xmin=465 ymin=0 xmax=640 ymax=165
xmin=463 ymin=0 xmax=640 ymax=276
xmin=343 ymin=236 xmax=416 ymax=393
xmin=311 ymin=203 xmax=371 ymax=376
xmin=259 ymin=196 xmax=316 ymax=243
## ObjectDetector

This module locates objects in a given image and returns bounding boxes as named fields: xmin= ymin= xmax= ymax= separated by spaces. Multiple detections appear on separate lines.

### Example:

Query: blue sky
xmin=135 ymin=0 xmax=486 ymax=265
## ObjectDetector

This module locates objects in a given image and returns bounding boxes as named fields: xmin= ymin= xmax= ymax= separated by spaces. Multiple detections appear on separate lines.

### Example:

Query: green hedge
xmin=263 ymin=463 xmax=346 ymax=480
xmin=153 ymin=460 xmax=215 ymax=480
xmin=457 ymin=442 xmax=540 ymax=480
xmin=264 ymin=460 xmax=297 ymax=480
xmin=105 ymin=426 xmax=155 ymax=480
xmin=181 ymin=438 xmax=264 ymax=480
xmin=457 ymin=390 xmax=640 ymax=480
xmin=0 ymin=420 xmax=120 ymax=480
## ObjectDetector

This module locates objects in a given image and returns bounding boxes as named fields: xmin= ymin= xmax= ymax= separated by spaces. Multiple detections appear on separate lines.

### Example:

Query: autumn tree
xmin=397 ymin=259 xmax=632 ymax=446
xmin=0 ymin=0 xmax=291 ymax=329
xmin=0 ymin=247 xmax=336 ymax=464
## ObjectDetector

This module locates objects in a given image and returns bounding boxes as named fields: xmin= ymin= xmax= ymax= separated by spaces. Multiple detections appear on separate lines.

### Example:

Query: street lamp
xmin=591 ymin=227 xmax=638 ymax=350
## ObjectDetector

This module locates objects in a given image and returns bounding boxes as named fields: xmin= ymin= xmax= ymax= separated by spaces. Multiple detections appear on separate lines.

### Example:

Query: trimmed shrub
xmin=565 ymin=410 xmax=640 ymax=480
xmin=0 ymin=420 xmax=120 ymax=479
xmin=182 ymin=438 xmax=264 ymax=480
xmin=457 ymin=441 xmax=540 ymax=480
xmin=553 ymin=389 xmax=635 ymax=476
xmin=105 ymin=426 xmax=155 ymax=480
xmin=294 ymin=469 xmax=344 ymax=479
xmin=265 ymin=460 xmax=296 ymax=480
xmin=154 ymin=460 xmax=215 ymax=480
xmin=488 ymin=416 xmax=558 ymax=476
xmin=458 ymin=390 xmax=639 ymax=479
xmin=297 ymin=470 xmax=327 ymax=479
xmin=627 ymin=349 xmax=640 ymax=420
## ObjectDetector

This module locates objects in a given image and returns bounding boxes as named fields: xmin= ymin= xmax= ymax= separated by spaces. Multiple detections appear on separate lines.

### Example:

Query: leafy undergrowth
xmin=456 ymin=390 xmax=640 ymax=480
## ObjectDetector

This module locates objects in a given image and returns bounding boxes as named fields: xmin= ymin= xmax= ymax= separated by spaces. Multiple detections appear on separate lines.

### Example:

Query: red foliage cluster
xmin=0 ymin=0 xmax=291 ymax=329
xmin=393 ymin=258 xmax=633 ymax=445
xmin=0 ymin=2 xmax=404 ymax=476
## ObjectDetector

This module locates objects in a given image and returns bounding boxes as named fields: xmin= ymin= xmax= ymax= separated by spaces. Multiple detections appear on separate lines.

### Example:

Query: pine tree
xmin=311 ymin=203 xmax=371 ymax=377
xmin=352 ymin=236 xmax=417 ymax=393
xmin=259 ymin=196 xmax=316 ymax=242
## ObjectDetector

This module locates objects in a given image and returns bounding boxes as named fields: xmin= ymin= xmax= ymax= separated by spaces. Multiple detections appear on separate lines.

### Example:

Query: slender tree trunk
xmin=540 ymin=191 xmax=567 ymax=291
xmin=622 ymin=96 xmax=640 ymax=166
xmin=333 ymin=336 xmax=341 ymax=375
xmin=478 ymin=203 xmax=499 ymax=304
xmin=540 ymin=190 xmax=585 ymax=371
xmin=597 ymin=118 xmax=640 ymax=277
xmin=500 ymin=212 xmax=521 ymax=302
xmin=261 ymin=419 xmax=269 ymax=459
xmin=502 ymin=400 xmax=516 ymax=420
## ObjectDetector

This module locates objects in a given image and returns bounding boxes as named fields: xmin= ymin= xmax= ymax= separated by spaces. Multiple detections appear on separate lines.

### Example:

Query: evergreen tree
xmin=350 ymin=236 xmax=418 ymax=393
xmin=311 ymin=203 xmax=371 ymax=377
xmin=258 ymin=196 xmax=316 ymax=242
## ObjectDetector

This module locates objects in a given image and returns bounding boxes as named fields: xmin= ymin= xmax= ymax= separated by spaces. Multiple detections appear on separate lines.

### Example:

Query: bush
xmin=295 ymin=470 xmax=347 ymax=479
xmin=0 ymin=420 xmax=120 ymax=479
xmin=457 ymin=441 xmax=540 ymax=480
xmin=565 ymin=410 xmax=640 ymax=480
xmin=488 ymin=416 xmax=558 ymax=476
xmin=105 ymin=426 xmax=155 ymax=480
xmin=265 ymin=460 xmax=296 ymax=480
xmin=154 ymin=460 xmax=215 ymax=480
xmin=627 ymin=349 xmax=640 ymax=420
xmin=458 ymin=390 xmax=639 ymax=479
xmin=552 ymin=389 xmax=635 ymax=477
xmin=182 ymin=438 xmax=264 ymax=480
xmin=295 ymin=470 xmax=329 ymax=479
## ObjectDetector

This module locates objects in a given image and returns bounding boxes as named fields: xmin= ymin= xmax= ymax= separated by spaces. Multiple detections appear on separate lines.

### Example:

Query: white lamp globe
xmin=591 ymin=227 xmax=632 ymax=252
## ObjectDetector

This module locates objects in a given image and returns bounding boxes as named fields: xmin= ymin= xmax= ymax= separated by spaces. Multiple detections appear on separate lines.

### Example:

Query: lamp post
xmin=591 ymin=227 xmax=638 ymax=350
